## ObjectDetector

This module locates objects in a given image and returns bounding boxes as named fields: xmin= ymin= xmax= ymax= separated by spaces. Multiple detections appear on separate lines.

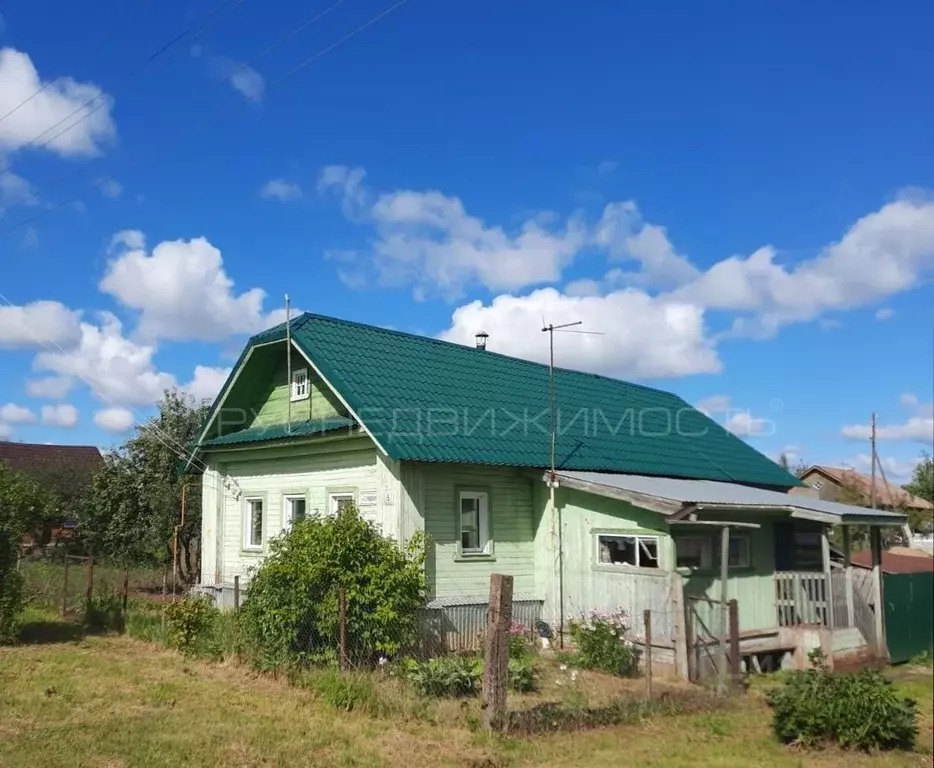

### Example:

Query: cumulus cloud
xmin=98 ymin=178 xmax=122 ymax=198
xmin=259 ymin=179 xmax=302 ymax=201
xmin=846 ymin=453 xmax=920 ymax=482
xmin=693 ymin=395 xmax=772 ymax=437
xmin=0 ymin=403 xmax=36 ymax=425
xmin=875 ymin=307 xmax=895 ymax=321
xmin=99 ymin=234 xmax=269 ymax=341
xmin=0 ymin=47 xmax=116 ymax=156
xmin=439 ymin=287 xmax=720 ymax=379
xmin=184 ymin=365 xmax=230 ymax=403
xmin=41 ymin=403 xmax=79 ymax=428
xmin=318 ymin=165 xmax=368 ymax=218
xmin=93 ymin=406 xmax=135 ymax=433
xmin=25 ymin=376 xmax=73 ymax=400
xmin=195 ymin=48 xmax=264 ymax=102
xmin=841 ymin=417 xmax=933 ymax=444
xmin=0 ymin=170 xmax=39 ymax=211
xmin=0 ymin=300 xmax=82 ymax=349
xmin=33 ymin=312 xmax=176 ymax=406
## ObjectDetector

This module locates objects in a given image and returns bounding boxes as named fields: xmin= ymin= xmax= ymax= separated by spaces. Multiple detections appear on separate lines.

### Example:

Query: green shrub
xmin=400 ymin=655 xmax=483 ymax=697
xmin=767 ymin=651 xmax=918 ymax=751
xmin=0 ymin=559 xmax=24 ymax=644
xmin=83 ymin=591 xmax=125 ymax=632
xmin=306 ymin=669 xmax=379 ymax=712
xmin=508 ymin=620 xmax=536 ymax=660
xmin=164 ymin=595 xmax=218 ymax=654
xmin=508 ymin=657 xmax=536 ymax=692
xmin=239 ymin=508 xmax=426 ymax=670
xmin=568 ymin=609 xmax=638 ymax=677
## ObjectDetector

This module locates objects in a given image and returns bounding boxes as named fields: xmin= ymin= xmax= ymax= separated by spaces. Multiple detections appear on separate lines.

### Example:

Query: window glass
xmin=246 ymin=498 xmax=263 ymax=549
xmin=676 ymin=536 xmax=711 ymax=569
xmin=291 ymin=369 xmax=309 ymax=401
xmin=459 ymin=491 xmax=489 ymax=553
xmin=285 ymin=496 xmax=306 ymax=524
xmin=597 ymin=535 xmax=659 ymax=568
xmin=329 ymin=493 xmax=354 ymax=516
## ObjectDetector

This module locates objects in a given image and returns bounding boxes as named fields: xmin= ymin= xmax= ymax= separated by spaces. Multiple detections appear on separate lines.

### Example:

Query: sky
xmin=0 ymin=0 xmax=932 ymax=482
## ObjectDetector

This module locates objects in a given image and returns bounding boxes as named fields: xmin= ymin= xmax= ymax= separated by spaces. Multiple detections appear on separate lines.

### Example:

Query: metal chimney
xmin=475 ymin=330 xmax=489 ymax=351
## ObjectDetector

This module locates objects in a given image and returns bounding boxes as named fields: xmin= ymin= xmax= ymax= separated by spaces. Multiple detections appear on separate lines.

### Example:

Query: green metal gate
xmin=884 ymin=572 xmax=934 ymax=664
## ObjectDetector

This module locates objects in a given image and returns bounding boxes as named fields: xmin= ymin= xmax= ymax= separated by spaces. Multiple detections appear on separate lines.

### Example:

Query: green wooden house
xmin=188 ymin=313 xmax=904 ymax=675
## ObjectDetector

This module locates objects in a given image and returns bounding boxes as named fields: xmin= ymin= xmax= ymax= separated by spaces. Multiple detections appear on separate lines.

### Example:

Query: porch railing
xmin=774 ymin=571 xmax=832 ymax=627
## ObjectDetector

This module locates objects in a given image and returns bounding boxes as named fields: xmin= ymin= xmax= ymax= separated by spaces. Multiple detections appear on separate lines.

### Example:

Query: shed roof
xmin=0 ymin=441 xmax=103 ymax=496
xmin=198 ymin=313 xmax=801 ymax=489
xmin=851 ymin=549 xmax=934 ymax=574
xmin=556 ymin=470 xmax=907 ymax=524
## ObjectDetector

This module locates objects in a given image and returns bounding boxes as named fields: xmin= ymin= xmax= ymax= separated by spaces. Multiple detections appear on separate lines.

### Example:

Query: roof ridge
xmin=0 ymin=441 xmax=101 ymax=451
xmin=294 ymin=311 xmax=678 ymax=399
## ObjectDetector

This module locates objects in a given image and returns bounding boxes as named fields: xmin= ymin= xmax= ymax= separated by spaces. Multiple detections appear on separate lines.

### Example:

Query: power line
xmin=0 ymin=0 xmax=412 ymax=238
xmin=0 ymin=0 xmax=248 ymax=180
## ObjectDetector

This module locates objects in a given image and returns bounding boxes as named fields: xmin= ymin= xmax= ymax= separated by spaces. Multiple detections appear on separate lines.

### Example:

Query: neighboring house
xmin=187 ymin=313 xmax=905 ymax=674
xmin=798 ymin=465 xmax=934 ymax=515
xmin=0 ymin=441 xmax=104 ymax=549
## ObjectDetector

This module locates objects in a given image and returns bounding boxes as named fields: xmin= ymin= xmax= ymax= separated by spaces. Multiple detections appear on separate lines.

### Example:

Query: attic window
xmin=812 ymin=480 xmax=824 ymax=491
xmin=290 ymin=368 xmax=309 ymax=402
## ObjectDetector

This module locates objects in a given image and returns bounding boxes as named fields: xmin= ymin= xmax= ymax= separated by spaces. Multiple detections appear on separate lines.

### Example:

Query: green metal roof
xmin=199 ymin=313 xmax=801 ymax=489
xmin=201 ymin=417 xmax=355 ymax=447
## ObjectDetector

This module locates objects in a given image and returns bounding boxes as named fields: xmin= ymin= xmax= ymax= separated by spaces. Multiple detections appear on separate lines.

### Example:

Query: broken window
xmin=597 ymin=534 xmax=660 ymax=569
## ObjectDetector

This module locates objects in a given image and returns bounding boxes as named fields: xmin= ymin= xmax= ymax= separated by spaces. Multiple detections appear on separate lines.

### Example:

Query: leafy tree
xmin=80 ymin=389 xmax=208 ymax=580
xmin=904 ymin=453 xmax=934 ymax=533
xmin=777 ymin=453 xmax=809 ymax=478
xmin=0 ymin=462 xmax=55 ymax=641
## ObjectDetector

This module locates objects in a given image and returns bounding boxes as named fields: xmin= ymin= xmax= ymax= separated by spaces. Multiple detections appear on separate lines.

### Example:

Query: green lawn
xmin=0 ymin=616 xmax=931 ymax=768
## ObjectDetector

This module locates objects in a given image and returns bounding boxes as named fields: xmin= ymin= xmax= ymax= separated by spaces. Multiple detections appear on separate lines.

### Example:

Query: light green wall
xmin=674 ymin=521 xmax=777 ymax=633
xmin=416 ymin=463 xmax=537 ymax=601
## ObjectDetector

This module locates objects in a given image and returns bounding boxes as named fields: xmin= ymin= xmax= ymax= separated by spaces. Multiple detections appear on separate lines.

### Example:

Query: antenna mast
xmin=870 ymin=412 xmax=877 ymax=509
xmin=542 ymin=320 xmax=582 ymax=474
xmin=285 ymin=295 xmax=292 ymax=436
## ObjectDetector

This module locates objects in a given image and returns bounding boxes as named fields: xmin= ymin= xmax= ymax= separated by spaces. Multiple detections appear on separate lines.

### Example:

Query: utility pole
xmin=870 ymin=413 xmax=877 ymax=509
xmin=285 ymin=295 xmax=292 ymax=436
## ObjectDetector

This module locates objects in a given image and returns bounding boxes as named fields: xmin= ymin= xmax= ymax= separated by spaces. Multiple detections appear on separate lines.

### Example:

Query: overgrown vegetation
xmin=239 ymin=507 xmax=426 ymax=670
xmin=567 ymin=609 xmax=639 ymax=677
xmin=767 ymin=650 xmax=918 ymax=751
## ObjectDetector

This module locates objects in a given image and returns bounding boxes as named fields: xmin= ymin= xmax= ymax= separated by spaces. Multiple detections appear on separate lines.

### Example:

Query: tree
xmin=80 ymin=389 xmax=208 ymax=581
xmin=904 ymin=453 xmax=934 ymax=533
xmin=0 ymin=462 xmax=55 ymax=641
xmin=777 ymin=452 xmax=809 ymax=478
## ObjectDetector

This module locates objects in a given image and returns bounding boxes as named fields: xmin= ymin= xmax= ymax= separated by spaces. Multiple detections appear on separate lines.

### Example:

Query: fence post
xmin=644 ymin=609 xmax=653 ymax=700
xmin=685 ymin=602 xmax=696 ymax=683
xmin=61 ymin=556 xmax=70 ymax=617
xmin=85 ymin=557 xmax=94 ymax=605
xmin=728 ymin=599 xmax=741 ymax=693
xmin=122 ymin=567 xmax=130 ymax=614
xmin=670 ymin=572 xmax=689 ymax=680
xmin=338 ymin=588 xmax=348 ymax=672
xmin=482 ymin=574 xmax=513 ymax=732
xmin=233 ymin=576 xmax=240 ymax=611
xmin=162 ymin=564 xmax=168 ymax=599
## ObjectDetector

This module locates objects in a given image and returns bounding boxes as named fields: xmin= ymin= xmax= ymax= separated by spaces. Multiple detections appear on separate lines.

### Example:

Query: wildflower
xmin=378 ymin=656 xmax=388 ymax=666
xmin=559 ymin=664 xmax=568 ymax=672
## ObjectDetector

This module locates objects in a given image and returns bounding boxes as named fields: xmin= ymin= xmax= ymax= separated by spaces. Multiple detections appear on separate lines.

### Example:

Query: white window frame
xmin=283 ymin=494 xmax=308 ymax=527
xmin=812 ymin=480 xmax=824 ymax=491
xmin=458 ymin=490 xmax=491 ymax=555
xmin=675 ymin=535 xmax=713 ymax=570
xmin=243 ymin=497 xmax=264 ymax=552
xmin=328 ymin=491 xmax=355 ymax=517
xmin=596 ymin=533 xmax=660 ymax=569
xmin=290 ymin=367 xmax=309 ymax=402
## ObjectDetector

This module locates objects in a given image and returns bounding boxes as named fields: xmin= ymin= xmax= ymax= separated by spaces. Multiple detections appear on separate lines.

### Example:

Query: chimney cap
xmin=475 ymin=330 xmax=489 ymax=350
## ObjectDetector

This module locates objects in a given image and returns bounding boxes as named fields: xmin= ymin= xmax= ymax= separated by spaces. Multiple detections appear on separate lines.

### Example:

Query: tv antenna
xmin=541 ymin=320 xmax=604 ymax=475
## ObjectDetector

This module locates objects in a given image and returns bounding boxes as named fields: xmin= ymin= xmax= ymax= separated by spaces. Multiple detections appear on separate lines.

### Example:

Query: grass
xmin=0 ymin=614 xmax=932 ymax=767
xmin=19 ymin=560 xmax=166 ymax=613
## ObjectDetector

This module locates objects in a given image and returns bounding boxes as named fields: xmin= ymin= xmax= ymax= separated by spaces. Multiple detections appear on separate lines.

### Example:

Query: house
xmin=0 ymin=441 xmax=104 ymax=548
xmin=798 ymin=465 xmax=934 ymax=515
xmin=188 ymin=313 xmax=906 ymax=674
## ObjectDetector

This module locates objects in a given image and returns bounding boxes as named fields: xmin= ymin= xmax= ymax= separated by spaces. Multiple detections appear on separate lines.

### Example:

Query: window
xmin=727 ymin=536 xmax=751 ymax=568
xmin=675 ymin=536 xmax=712 ymax=570
xmin=284 ymin=495 xmax=307 ymax=525
xmin=244 ymin=498 xmax=264 ymax=551
xmin=328 ymin=492 xmax=355 ymax=516
xmin=459 ymin=490 xmax=490 ymax=554
xmin=812 ymin=480 xmax=824 ymax=491
xmin=597 ymin=534 xmax=659 ymax=569
xmin=290 ymin=368 xmax=309 ymax=402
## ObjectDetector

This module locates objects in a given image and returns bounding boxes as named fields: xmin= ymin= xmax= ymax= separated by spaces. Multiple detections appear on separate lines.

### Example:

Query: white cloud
xmin=875 ymin=307 xmax=895 ymax=321
xmin=184 ymin=365 xmax=230 ymax=403
xmin=40 ymin=403 xmax=79 ymax=428
xmin=777 ymin=444 xmax=804 ymax=466
xmin=0 ymin=47 xmax=116 ymax=156
xmin=900 ymin=392 xmax=918 ymax=409
xmin=0 ymin=403 xmax=36 ymax=424
xmin=93 ymin=406 xmax=135 ymax=433
xmin=229 ymin=65 xmax=264 ymax=102
xmin=25 ymin=376 xmax=73 ymax=400
xmin=439 ymin=287 xmax=720 ymax=379
xmin=0 ymin=423 xmax=12 ymax=440
xmin=0 ymin=170 xmax=38 ymax=211
xmin=108 ymin=229 xmax=145 ymax=253
xmin=847 ymin=453 xmax=919 ymax=482
xmin=98 ymin=178 xmax=122 ymax=198
xmin=99 ymin=234 xmax=269 ymax=341
xmin=33 ymin=313 xmax=176 ymax=406
xmin=841 ymin=417 xmax=934 ymax=444
xmin=693 ymin=395 xmax=772 ymax=437
xmin=725 ymin=410 xmax=771 ymax=437
xmin=0 ymin=300 xmax=82 ymax=349
xmin=263 ymin=306 xmax=304 ymax=329
xmin=318 ymin=165 xmax=368 ymax=219
xmin=695 ymin=395 xmax=732 ymax=414
xmin=596 ymin=160 xmax=618 ymax=177
xmin=259 ymin=179 xmax=302 ymax=201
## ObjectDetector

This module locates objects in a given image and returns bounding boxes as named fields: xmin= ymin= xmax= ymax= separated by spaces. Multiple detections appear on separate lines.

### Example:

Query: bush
xmin=508 ymin=620 xmax=536 ymax=660
xmin=164 ymin=595 xmax=218 ymax=654
xmin=568 ymin=608 xmax=638 ymax=677
xmin=0 ymin=559 xmax=24 ymax=644
xmin=83 ymin=591 xmax=125 ymax=632
xmin=508 ymin=657 xmax=536 ymax=692
xmin=400 ymin=655 xmax=483 ymax=697
xmin=767 ymin=651 xmax=918 ymax=751
xmin=306 ymin=669 xmax=379 ymax=712
xmin=239 ymin=508 xmax=426 ymax=670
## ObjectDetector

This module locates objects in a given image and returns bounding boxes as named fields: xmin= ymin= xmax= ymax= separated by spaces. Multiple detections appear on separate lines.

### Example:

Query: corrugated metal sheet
xmin=558 ymin=470 xmax=906 ymax=521
xmin=201 ymin=416 xmax=355 ymax=447
xmin=418 ymin=600 xmax=544 ymax=653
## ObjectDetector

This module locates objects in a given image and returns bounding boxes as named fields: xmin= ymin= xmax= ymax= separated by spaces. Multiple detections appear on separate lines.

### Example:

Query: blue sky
xmin=0 ymin=0 xmax=932 ymax=481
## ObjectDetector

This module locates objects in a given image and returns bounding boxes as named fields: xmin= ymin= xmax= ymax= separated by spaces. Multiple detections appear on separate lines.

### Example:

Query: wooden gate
xmin=685 ymin=595 xmax=726 ymax=683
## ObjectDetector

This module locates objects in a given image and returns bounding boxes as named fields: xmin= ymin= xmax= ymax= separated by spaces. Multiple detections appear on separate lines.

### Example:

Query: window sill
xmin=591 ymin=564 xmax=666 ymax=576
xmin=241 ymin=547 xmax=264 ymax=556
xmin=454 ymin=552 xmax=496 ymax=563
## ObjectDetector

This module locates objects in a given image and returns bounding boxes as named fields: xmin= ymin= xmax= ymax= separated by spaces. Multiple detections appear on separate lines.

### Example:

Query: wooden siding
xmin=418 ymin=463 xmax=537 ymax=601
xmin=202 ymin=438 xmax=379 ymax=586
xmin=676 ymin=521 xmax=777 ymax=633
